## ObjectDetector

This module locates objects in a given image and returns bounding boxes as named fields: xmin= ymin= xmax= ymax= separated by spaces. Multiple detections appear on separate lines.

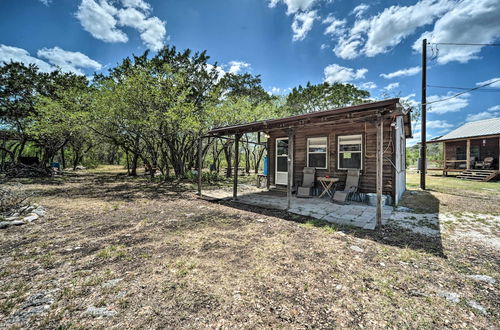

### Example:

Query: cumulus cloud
xmin=268 ymin=0 xmax=317 ymax=15
xmin=322 ymin=15 xmax=346 ymax=36
xmin=466 ymin=111 xmax=500 ymax=122
xmin=380 ymin=66 xmax=420 ymax=79
xmin=383 ymin=82 xmax=400 ymax=90
xmin=291 ymin=10 xmax=318 ymax=41
xmin=488 ymin=105 xmax=500 ymax=112
xmin=76 ymin=0 xmax=166 ymax=51
xmin=476 ymin=77 xmax=500 ymax=88
xmin=324 ymin=64 xmax=367 ymax=83
xmin=0 ymin=44 xmax=53 ymax=72
xmin=330 ymin=0 xmax=453 ymax=59
xmin=359 ymin=81 xmax=377 ymax=89
xmin=0 ymin=44 xmax=101 ymax=75
xmin=427 ymin=92 xmax=470 ymax=114
xmin=351 ymin=4 xmax=369 ymax=18
xmin=227 ymin=61 xmax=251 ymax=74
xmin=320 ymin=43 xmax=329 ymax=50
xmin=413 ymin=0 xmax=500 ymax=64
xmin=37 ymin=47 xmax=102 ymax=75
xmin=39 ymin=0 xmax=52 ymax=6
xmin=426 ymin=120 xmax=453 ymax=129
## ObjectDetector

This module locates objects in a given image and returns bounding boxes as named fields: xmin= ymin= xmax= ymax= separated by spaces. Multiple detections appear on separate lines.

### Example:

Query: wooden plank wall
xmin=267 ymin=118 xmax=397 ymax=196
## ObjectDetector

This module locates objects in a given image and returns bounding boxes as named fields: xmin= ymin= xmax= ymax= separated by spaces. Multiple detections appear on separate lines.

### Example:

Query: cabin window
xmin=338 ymin=135 xmax=363 ymax=170
xmin=307 ymin=137 xmax=327 ymax=169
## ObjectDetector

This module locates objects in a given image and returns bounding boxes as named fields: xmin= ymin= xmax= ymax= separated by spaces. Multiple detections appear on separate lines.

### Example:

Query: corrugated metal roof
xmin=431 ymin=117 xmax=500 ymax=142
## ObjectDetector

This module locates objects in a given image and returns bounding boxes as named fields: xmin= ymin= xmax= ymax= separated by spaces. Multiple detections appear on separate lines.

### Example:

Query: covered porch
xmin=428 ymin=135 xmax=500 ymax=181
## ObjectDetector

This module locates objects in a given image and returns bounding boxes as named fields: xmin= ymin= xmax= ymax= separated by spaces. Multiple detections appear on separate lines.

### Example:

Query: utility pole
xmin=420 ymin=38 xmax=427 ymax=190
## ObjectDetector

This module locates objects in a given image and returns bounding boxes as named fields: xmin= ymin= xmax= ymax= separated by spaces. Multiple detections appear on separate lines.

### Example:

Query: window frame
xmin=337 ymin=134 xmax=363 ymax=170
xmin=306 ymin=136 xmax=328 ymax=169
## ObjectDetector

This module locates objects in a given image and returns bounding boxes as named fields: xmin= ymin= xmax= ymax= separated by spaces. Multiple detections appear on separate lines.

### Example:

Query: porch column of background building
xmin=376 ymin=117 xmax=383 ymax=229
xmin=287 ymin=128 xmax=295 ymax=209
xmin=466 ymin=139 xmax=471 ymax=170
xmin=233 ymin=133 xmax=241 ymax=200
xmin=442 ymin=142 xmax=447 ymax=176
xmin=197 ymin=136 xmax=203 ymax=196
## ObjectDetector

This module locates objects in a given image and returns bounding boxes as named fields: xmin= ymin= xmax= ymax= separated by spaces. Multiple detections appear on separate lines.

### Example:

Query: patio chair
xmin=296 ymin=167 xmax=315 ymax=198
xmin=475 ymin=157 xmax=494 ymax=169
xmin=332 ymin=169 xmax=360 ymax=203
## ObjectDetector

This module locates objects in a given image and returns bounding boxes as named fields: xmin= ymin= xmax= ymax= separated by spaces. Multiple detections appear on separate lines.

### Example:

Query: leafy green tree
xmin=284 ymin=82 xmax=370 ymax=115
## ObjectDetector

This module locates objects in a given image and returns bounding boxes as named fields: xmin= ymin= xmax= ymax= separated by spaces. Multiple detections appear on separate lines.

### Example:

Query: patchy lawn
xmin=0 ymin=166 xmax=498 ymax=328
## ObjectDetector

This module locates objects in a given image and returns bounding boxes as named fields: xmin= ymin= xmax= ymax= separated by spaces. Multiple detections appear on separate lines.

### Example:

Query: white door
xmin=276 ymin=138 xmax=288 ymax=185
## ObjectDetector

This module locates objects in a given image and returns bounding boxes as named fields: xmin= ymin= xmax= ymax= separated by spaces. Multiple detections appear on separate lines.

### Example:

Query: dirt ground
xmin=0 ymin=166 xmax=498 ymax=329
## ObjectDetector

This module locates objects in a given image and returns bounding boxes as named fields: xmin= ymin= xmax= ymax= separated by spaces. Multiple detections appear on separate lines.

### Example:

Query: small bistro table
xmin=317 ymin=177 xmax=340 ymax=198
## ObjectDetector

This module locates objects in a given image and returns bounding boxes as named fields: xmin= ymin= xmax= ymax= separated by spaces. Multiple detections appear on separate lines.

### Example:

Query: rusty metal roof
xmin=208 ymin=98 xmax=408 ymax=136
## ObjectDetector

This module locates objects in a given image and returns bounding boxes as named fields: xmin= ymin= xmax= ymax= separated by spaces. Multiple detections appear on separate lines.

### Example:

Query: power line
xmin=429 ymin=42 xmax=500 ymax=46
xmin=423 ymin=78 xmax=500 ymax=106
xmin=427 ymin=84 xmax=500 ymax=92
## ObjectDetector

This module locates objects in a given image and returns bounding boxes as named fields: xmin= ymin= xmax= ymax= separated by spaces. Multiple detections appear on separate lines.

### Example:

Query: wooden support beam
xmin=466 ymin=139 xmax=471 ymax=170
xmin=233 ymin=134 xmax=241 ymax=200
xmin=443 ymin=141 xmax=447 ymax=176
xmin=376 ymin=117 xmax=383 ymax=229
xmin=287 ymin=129 xmax=295 ymax=210
xmin=197 ymin=136 xmax=202 ymax=196
xmin=266 ymin=138 xmax=271 ymax=190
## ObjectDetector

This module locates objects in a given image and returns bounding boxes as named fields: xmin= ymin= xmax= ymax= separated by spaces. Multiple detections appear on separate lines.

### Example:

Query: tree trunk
xmin=130 ymin=152 xmax=138 ymax=176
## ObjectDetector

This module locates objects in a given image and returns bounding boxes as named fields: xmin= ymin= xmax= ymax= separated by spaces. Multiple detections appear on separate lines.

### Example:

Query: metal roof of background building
xmin=430 ymin=117 xmax=500 ymax=142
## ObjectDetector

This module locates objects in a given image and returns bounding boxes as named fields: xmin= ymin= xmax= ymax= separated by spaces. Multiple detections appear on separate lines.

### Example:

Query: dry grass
xmin=0 ymin=166 xmax=498 ymax=328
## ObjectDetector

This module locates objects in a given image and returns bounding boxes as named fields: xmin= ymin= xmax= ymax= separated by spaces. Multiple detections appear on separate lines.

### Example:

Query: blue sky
xmin=1 ymin=0 xmax=500 ymax=145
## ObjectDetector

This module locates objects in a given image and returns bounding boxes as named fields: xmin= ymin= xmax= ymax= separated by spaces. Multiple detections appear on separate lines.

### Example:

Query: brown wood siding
xmin=268 ymin=119 xmax=397 ymax=196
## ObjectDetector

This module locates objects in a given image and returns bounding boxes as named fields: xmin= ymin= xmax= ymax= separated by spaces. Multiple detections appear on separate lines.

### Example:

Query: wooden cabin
xmin=207 ymin=98 xmax=412 ymax=205
xmin=427 ymin=117 xmax=500 ymax=181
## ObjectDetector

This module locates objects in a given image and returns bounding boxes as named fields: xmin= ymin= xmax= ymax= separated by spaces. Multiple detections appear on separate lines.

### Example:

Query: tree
xmin=284 ymin=82 xmax=370 ymax=115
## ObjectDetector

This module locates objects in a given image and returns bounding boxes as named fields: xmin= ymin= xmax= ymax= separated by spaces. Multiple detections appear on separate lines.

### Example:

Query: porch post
xmin=443 ymin=142 xmax=447 ymax=176
xmin=466 ymin=139 xmax=471 ymax=170
xmin=197 ymin=136 xmax=203 ymax=196
xmin=376 ymin=117 xmax=383 ymax=229
xmin=233 ymin=133 xmax=241 ymax=200
xmin=287 ymin=128 xmax=295 ymax=210
xmin=266 ymin=136 xmax=271 ymax=190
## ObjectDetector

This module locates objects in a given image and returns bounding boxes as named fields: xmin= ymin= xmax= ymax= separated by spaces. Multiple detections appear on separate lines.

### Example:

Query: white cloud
xmin=413 ymin=0 xmax=500 ymax=64
xmin=0 ymin=44 xmax=101 ymax=76
xmin=76 ymin=0 xmax=128 ymax=43
xmin=426 ymin=120 xmax=453 ymax=129
xmin=291 ymin=10 xmax=318 ymax=41
xmin=121 ymin=0 xmax=151 ymax=11
xmin=76 ymin=0 xmax=165 ymax=51
xmin=359 ymin=81 xmax=377 ymax=89
xmin=380 ymin=66 xmax=420 ymax=79
xmin=322 ymin=15 xmax=346 ymax=36
xmin=0 ymin=44 xmax=53 ymax=72
xmin=320 ymin=43 xmax=329 ymax=50
xmin=227 ymin=61 xmax=251 ymax=74
xmin=427 ymin=92 xmax=470 ymax=114
xmin=324 ymin=64 xmax=367 ymax=83
xmin=268 ymin=0 xmax=317 ymax=15
xmin=351 ymin=4 xmax=369 ymax=18
xmin=466 ymin=111 xmax=500 ymax=122
xmin=384 ymin=82 xmax=400 ymax=90
xmin=37 ymin=47 xmax=102 ymax=75
xmin=476 ymin=77 xmax=500 ymax=88
xmin=330 ymin=0 xmax=453 ymax=59
xmin=39 ymin=0 xmax=52 ymax=6
xmin=488 ymin=105 xmax=500 ymax=112
xmin=401 ymin=93 xmax=419 ymax=110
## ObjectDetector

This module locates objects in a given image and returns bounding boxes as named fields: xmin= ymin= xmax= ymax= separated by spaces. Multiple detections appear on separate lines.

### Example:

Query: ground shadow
xmin=213 ymin=189 xmax=445 ymax=258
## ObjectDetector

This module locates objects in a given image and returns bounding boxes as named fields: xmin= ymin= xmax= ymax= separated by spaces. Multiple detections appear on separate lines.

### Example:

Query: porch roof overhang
xmin=208 ymin=98 xmax=412 ymax=138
